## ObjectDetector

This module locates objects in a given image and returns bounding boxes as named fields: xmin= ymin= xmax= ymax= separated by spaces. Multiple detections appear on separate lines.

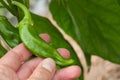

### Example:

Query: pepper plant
xmin=0 ymin=0 xmax=120 ymax=80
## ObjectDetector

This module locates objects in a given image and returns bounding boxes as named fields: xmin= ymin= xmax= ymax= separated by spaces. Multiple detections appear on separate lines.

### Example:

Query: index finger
xmin=0 ymin=43 xmax=32 ymax=71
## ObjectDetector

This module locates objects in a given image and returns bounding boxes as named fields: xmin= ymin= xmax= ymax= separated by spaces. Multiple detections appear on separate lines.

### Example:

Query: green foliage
xmin=49 ymin=0 xmax=120 ymax=66
xmin=0 ymin=41 xmax=7 ymax=57
xmin=0 ymin=2 xmax=4 ymax=8
xmin=0 ymin=15 xmax=21 ymax=48
xmin=1 ymin=0 xmax=120 ymax=80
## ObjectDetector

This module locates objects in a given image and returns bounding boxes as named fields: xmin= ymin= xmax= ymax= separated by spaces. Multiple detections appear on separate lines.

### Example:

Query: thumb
xmin=28 ymin=58 xmax=56 ymax=80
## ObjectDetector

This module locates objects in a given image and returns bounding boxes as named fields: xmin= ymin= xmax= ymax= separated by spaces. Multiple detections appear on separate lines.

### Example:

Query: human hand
xmin=0 ymin=34 xmax=81 ymax=80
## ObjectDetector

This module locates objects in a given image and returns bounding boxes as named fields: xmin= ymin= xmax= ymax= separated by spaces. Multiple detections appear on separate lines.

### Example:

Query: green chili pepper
xmin=0 ymin=15 xmax=21 ymax=48
xmin=12 ymin=1 xmax=74 ymax=67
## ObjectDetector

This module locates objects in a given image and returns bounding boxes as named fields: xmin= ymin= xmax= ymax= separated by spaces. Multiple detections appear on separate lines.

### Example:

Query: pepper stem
xmin=12 ymin=1 xmax=33 ymax=25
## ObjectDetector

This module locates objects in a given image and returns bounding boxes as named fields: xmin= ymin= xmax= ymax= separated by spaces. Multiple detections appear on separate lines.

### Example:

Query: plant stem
xmin=14 ymin=0 xmax=30 ymax=21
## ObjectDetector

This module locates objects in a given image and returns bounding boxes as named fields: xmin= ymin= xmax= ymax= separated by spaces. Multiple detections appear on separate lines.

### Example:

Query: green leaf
xmin=0 ymin=15 xmax=21 ymax=48
xmin=31 ymin=13 xmax=81 ymax=65
xmin=0 ymin=42 xmax=7 ymax=57
xmin=49 ymin=0 xmax=120 ymax=66
xmin=0 ymin=0 xmax=17 ymax=16
xmin=31 ymin=13 xmax=84 ymax=80
xmin=0 ymin=2 xmax=4 ymax=8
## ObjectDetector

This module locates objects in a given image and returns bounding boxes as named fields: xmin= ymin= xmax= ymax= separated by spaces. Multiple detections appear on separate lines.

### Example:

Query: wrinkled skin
xmin=0 ymin=34 xmax=81 ymax=80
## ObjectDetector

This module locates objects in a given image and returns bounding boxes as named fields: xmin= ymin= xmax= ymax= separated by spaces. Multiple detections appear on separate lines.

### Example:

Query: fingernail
xmin=41 ymin=58 xmax=56 ymax=72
